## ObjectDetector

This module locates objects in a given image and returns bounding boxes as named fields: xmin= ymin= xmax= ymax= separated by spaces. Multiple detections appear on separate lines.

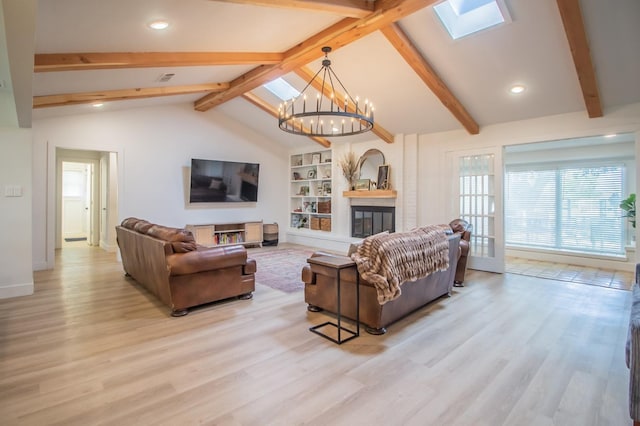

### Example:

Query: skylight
xmin=263 ymin=78 xmax=300 ymax=101
xmin=433 ymin=0 xmax=509 ymax=40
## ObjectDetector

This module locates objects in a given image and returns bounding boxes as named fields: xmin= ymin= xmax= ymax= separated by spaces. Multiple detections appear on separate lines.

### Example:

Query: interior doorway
xmin=55 ymin=148 xmax=118 ymax=254
xmin=61 ymin=161 xmax=92 ymax=246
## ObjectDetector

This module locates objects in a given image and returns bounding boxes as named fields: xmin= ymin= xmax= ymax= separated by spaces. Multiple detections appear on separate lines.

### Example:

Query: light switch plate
xmin=4 ymin=185 xmax=23 ymax=197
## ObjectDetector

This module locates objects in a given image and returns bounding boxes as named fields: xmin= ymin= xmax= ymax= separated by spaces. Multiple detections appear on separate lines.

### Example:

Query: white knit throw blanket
xmin=351 ymin=225 xmax=450 ymax=304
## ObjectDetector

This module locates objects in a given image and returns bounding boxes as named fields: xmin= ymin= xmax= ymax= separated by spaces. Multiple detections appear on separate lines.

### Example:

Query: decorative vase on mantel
xmin=339 ymin=151 xmax=359 ymax=192
xmin=349 ymin=178 xmax=357 ymax=191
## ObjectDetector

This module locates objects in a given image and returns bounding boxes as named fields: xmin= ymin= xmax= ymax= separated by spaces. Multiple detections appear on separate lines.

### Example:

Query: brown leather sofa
xmin=116 ymin=217 xmax=256 ymax=316
xmin=302 ymin=232 xmax=461 ymax=335
xmin=449 ymin=218 xmax=472 ymax=286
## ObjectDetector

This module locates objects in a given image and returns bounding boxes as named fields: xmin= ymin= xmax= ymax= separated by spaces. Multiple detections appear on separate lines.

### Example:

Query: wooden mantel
xmin=342 ymin=189 xmax=397 ymax=198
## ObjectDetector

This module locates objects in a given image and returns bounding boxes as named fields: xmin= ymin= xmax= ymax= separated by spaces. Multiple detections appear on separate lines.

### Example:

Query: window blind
xmin=505 ymin=164 xmax=624 ymax=256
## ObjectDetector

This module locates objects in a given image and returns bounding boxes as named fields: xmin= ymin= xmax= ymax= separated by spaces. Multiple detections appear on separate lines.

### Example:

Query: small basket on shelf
xmin=317 ymin=200 xmax=331 ymax=213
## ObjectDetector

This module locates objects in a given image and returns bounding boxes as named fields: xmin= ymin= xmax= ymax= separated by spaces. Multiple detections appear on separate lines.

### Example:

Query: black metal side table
xmin=307 ymin=255 xmax=360 ymax=344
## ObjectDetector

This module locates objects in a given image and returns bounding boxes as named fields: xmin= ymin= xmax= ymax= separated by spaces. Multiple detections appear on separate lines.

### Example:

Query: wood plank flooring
xmin=0 ymin=245 xmax=633 ymax=425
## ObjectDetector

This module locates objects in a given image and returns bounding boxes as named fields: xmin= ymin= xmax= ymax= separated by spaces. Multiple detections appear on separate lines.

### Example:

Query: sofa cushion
xmin=166 ymin=244 xmax=247 ymax=276
xmin=121 ymin=217 xmax=142 ymax=230
xmin=147 ymin=225 xmax=196 ymax=244
xmin=134 ymin=220 xmax=153 ymax=234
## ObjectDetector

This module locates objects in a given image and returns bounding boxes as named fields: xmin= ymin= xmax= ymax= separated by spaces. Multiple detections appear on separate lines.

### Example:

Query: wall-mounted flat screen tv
xmin=189 ymin=158 xmax=260 ymax=203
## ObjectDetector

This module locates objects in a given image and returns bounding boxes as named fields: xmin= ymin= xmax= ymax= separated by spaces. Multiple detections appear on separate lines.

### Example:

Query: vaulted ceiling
xmin=11 ymin=0 xmax=640 ymax=148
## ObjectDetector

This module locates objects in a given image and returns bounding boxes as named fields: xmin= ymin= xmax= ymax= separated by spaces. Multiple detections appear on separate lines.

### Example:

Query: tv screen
xmin=189 ymin=158 xmax=260 ymax=203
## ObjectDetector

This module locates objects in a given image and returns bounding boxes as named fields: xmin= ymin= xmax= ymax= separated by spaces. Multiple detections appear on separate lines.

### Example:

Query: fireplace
xmin=351 ymin=206 xmax=395 ymax=238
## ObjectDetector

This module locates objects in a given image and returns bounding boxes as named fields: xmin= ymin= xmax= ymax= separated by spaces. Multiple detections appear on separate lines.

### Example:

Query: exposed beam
xmin=556 ymin=0 xmax=603 ymax=118
xmin=242 ymin=92 xmax=332 ymax=148
xmin=33 ymin=83 xmax=230 ymax=108
xmin=34 ymin=52 xmax=284 ymax=72
xmin=209 ymin=0 xmax=374 ymax=18
xmin=293 ymin=67 xmax=395 ymax=143
xmin=194 ymin=0 xmax=438 ymax=112
xmin=380 ymin=23 xmax=479 ymax=134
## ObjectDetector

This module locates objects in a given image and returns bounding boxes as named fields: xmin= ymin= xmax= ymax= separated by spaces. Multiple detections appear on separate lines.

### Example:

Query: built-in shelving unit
xmin=290 ymin=149 xmax=332 ymax=231
xmin=185 ymin=221 xmax=263 ymax=247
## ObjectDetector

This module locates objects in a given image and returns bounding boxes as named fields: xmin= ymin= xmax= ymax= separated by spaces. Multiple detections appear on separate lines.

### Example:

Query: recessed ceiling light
xmin=92 ymin=102 xmax=104 ymax=108
xmin=509 ymin=84 xmax=525 ymax=94
xmin=148 ymin=20 xmax=169 ymax=30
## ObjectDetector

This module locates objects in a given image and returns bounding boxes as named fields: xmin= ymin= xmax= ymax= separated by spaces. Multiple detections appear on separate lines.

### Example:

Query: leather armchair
xmin=449 ymin=218 xmax=472 ymax=286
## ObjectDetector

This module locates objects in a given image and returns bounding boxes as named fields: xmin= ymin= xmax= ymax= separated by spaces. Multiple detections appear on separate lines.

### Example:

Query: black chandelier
xmin=278 ymin=46 xmax=374 ymax=137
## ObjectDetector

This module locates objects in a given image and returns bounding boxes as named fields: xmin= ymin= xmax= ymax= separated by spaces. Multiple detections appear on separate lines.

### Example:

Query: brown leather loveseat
xmin=449 ymin=218 xmax=472 ymax=286
xmin=116 ymin=217 xmax=256 ymax=316
xmin=302 ymin=226 xmax=461 ymax=335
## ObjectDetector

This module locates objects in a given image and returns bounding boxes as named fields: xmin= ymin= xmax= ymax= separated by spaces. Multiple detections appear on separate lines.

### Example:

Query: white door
xmin=449 ymin=147 xmax=504 ymax=273
xmin=62 ymin=162 xmax=90 ymax=242
xmin=100 ymin=157 xmax=108 ymax=246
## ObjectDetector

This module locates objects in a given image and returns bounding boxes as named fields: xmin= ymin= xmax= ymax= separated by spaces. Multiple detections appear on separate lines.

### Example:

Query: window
xmin=433 ymin=0 xmax=510 ymax=40
xmin=263 ymin=78 xmax=300 ymax=101
xmin=505 ymin=163 xmax=625 ymax=256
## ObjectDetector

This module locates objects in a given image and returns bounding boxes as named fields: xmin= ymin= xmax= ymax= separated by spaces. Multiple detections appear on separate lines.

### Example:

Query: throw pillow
xmin=347 ymin=242 xmax=361 ymax=257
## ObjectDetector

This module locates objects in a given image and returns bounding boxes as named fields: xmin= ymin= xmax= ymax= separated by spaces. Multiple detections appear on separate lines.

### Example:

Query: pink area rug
xmin=249 ymin=248 xmax=316 ymax=293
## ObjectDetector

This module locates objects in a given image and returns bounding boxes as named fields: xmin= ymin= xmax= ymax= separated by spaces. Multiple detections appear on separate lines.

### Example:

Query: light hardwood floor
xmin=0 ymin=245 xmax=633 ymax=425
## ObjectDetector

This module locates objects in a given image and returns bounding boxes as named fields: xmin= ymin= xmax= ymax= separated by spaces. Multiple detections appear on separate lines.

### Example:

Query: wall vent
xmin=157 ymin=73 xmax=175 ymax=83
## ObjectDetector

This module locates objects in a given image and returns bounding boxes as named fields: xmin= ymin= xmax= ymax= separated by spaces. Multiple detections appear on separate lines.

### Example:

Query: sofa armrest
xmin=302 ymin=265 xmax=315 ymax=284
xmin=166 ymin=245 xmax=247 ymax=276
xmin=244 ymin=258 xmax=257 ymax=275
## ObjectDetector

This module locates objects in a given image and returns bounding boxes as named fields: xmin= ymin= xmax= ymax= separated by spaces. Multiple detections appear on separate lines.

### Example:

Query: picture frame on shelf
xmin=377 ymin=165 xmax=390 ymax=190
xmin=307 ymin=169 xmax=316 ymax=179
xmin=312 ymin=153 xmax=321 ymax=164
xmin=356 ymin=178 xmax=371 ymax=191
xmin=322 ymin=181 xmax=331 ymax=195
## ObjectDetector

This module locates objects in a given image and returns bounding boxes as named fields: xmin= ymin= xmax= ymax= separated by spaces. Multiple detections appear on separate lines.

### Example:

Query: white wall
xmin=0 ymin=127 xmax=33 ymax=298
xmin=32 ymin=103 xmax=289 ymax=270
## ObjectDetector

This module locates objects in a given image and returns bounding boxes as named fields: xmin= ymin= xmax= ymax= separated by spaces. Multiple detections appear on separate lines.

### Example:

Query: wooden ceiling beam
xmin=380 ymin=23 xmax=479 ymax=135
xmin=293 ymin=67 xmax=395 ymax=143
xmin=209 ymin=0 xmax=374 ymax=18
xmin=33 ymin=83 xmax=230 ymax=108
xmin=242 ymin=92 xmax=332 ymax=148
xmin=34 ymin=52 xmax=284 ymax=72
xmin=194 ymin=0 xmax=438 ymax=112
xmin=556 ymin=0 xmax=603 ymax=118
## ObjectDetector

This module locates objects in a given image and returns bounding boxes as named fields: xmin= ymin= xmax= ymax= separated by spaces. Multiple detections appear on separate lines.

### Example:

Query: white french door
xmin=449 ymin=147 xmax=504 ymax=273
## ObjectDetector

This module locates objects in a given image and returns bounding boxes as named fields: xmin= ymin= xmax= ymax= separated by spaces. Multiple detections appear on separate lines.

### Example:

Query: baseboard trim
xmin=0 ymin=282 xmax=34 ymax=299
xmin=33 ymin=261 xmax=50 ymax=271
xmin=99 ymin=241 xmax=117 ymax=252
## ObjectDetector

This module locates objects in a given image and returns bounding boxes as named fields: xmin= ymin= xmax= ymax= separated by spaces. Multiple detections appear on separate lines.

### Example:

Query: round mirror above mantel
xmin=357 ymin=149 xmax=385 ymax=188
xmin=342 ymin=148 xmax=397 ymax=198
